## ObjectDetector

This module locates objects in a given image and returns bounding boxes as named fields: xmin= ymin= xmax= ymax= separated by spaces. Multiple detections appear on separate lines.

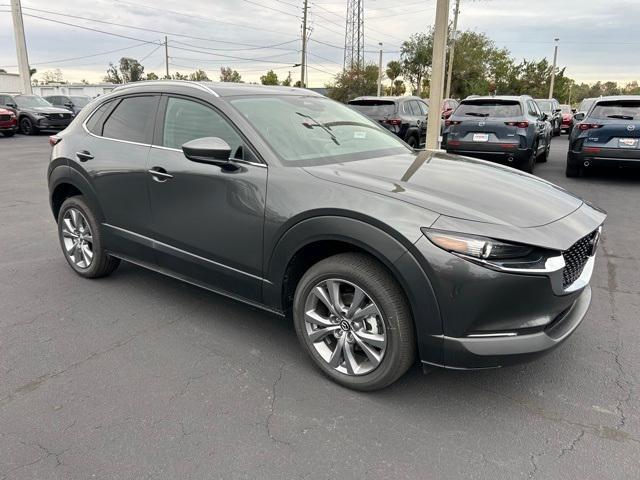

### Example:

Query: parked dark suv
xmin=48 ymin=81 xmax=605 ymax=390
xmin=443 ymin=95 xmax=552 ymax=173
xmin=0 ymin=93 xmax=73 ymax=135
xmin=45 ymin=95 xmax=92 ymax=115
xmin=348 ymin=96 xmax=428 ymax=148
xmin=567 ymin=95 xmax=640 ymax=177
xmin=535 ymin=98 xmax=562 ymax=136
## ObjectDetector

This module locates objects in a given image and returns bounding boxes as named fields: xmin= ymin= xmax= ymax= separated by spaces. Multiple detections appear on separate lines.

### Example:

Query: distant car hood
xmin=0 ymin=108 xmax=13 ymax=115
xmin=304 ymin=151 xmax=584 ymax=229
xmin=21 ymin=106 xmax=71 ymax=114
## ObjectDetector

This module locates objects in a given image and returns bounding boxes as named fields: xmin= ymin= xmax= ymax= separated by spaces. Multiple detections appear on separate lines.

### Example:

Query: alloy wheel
xmin=61 ymin=207 xmax=94 ymax=268
xmin=303 ymin=278 xmax=387 ymax=376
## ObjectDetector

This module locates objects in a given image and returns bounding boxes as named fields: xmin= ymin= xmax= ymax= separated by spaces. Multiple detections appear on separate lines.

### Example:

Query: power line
xmin=18 ymin=6 xmax=300 ymax=50
xmin=242 ymin=0 xmax=301 ymax=18
xmin=169 ymin=38 xmax=299 ymax=53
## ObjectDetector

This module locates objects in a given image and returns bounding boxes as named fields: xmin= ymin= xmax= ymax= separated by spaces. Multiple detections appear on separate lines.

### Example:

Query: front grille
xmin=0 ymin=114 xmax=10 ymax=121
xmin=44 ymin=113 xmax=71 ymax=120
xmin=562 ymin=230 xmax=597 ymax=288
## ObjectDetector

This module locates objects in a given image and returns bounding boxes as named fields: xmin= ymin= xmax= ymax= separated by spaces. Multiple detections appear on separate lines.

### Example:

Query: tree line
xmin=326 ymin=28 xmax=640 ymax=105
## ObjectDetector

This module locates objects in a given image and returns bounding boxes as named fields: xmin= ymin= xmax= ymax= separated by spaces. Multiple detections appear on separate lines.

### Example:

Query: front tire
xmin=57 ymin=196 xmax=120 ymax=278
xmin=20 ymin=117 xmax=38 ymax=135
xmin=293 ymin=253 xmax=415 ymax=391
xmin=565 ymin=161 xmax=582 ymax=178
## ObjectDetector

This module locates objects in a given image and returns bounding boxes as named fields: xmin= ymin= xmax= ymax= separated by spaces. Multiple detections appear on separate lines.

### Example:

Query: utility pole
xmin=301 ymin=0 xmax=309 ymax=87
xmin=426 ymin=0 xmax=450 ymax=150
xmin=548 ymin=37 xmax=559 ymax=99
xmin=164 ymin=36 xmax=170 ymax=79
xmin=444 ymin=0 xmax=460 ymax=100
xmin=10 ymin=0 xmax=32 ymax=94
xmin=377 ymin=43 xmax=383 ymax=97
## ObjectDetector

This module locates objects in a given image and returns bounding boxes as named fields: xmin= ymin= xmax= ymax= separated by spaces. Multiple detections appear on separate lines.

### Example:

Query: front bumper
xmin=434 ymin=286 xmax=591 ymax=369
xmin=35 ymin=117 xmax=73 ymax=130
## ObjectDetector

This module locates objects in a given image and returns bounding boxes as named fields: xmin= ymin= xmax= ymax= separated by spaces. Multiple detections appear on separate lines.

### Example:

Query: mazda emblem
xmin=627 ymin=125 xmax=635 ymax=132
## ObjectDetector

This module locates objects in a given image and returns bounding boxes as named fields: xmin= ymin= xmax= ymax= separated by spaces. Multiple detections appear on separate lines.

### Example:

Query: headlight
xmin=422 ymin=229 xmax=533 ymax=260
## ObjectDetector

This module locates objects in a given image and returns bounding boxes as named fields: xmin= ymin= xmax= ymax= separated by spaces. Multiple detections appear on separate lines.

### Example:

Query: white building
xmin=33 ymin=83 xmax=117 ymax=98
xmin=0 ymin=72 xmax=23 ymax=94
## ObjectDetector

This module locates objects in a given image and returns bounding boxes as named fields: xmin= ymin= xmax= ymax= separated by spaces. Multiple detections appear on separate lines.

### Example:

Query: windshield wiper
xmin=296 ymin=112 xmax=340 ymax=145
xmin=464 ymin=112 xmax=490 ymax=117
xmin=607 ymin=114 xmax=634 ymax=120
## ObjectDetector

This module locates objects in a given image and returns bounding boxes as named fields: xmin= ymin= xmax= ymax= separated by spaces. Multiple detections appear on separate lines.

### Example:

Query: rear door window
xmin=456 ymin=101 xmax=522 ymax=118
xmin=102 ymin=96 xmax=158 ymax=144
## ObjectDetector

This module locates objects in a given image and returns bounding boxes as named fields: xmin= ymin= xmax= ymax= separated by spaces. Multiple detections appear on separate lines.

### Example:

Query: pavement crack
xmin=264 ymin=362 xmax=290 ymax=447
xmin=558 ymin=430 xmax=585 ymax=458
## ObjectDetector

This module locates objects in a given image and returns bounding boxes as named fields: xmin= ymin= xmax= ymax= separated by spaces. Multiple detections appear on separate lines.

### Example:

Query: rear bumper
xmin=427 ymin=286 xmax=591 ymax=369
xmin=444 ymin=145 xmax=531 ymax=165
xmin=568 ymin=149 xmax=640 ymax=168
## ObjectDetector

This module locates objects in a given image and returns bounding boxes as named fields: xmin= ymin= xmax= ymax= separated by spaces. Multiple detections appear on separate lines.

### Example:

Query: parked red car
xmin=560 ymin=104 xmax=574 ymax=134
xmin=0 ymin=107 xmax=17 ymax=137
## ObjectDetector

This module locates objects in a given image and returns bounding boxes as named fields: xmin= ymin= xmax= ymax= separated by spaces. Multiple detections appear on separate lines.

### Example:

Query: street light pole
xmin=164 ymin=36 xmax=170 ymax=79
xmin=301 ymin=0 xmax=309 ymax=87
xmin=426 ymin=0 xmax=450 ymax=150
xmin=548 ymin=37 xmax=559 ymax=99
xmin=377 ymin=43 xmax=383 ymax=97
xmin=10 ymin=0 xmax=32 ymax=94
xmin=444 ymin=0 xmax=460 ymax=100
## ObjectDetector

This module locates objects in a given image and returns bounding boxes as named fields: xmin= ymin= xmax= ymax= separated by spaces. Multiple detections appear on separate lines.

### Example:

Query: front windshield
xmin=70 ymin=96 xmax=90 ymax=107
xmin=231 ymin=96 xmax=410 ymax=164
xmin=15 ymin=95 xmax=53 ymax=108
xmin=536 ymin=100 xmax=553 ymax=112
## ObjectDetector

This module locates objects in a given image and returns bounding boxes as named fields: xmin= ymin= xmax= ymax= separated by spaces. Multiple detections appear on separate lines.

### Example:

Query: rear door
xmin=582 ymin=100 xmax=640 ymax=156
xmin=80 ymin=94 xmax=159 ymax=262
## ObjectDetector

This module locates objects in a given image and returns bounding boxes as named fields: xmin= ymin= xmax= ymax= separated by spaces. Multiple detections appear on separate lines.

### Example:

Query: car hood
xmin=304 ymin=151 xmax=583 ymax=228
xmin=22 ymin=106 xmax=71 ymax=114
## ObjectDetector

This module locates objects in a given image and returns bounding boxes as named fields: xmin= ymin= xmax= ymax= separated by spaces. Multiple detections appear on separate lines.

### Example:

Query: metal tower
xmin=343 ymin=0 xmax=365 ymax=71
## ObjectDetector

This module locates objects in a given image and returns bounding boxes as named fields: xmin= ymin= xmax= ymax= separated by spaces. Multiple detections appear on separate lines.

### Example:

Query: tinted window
xmin=456 ymin=100 xmax=522 ymax=118
xmin=348 ymin=100 xmax=396 ymax=117
xmin=102 ymin=96 xmax=157 ymax=143
xmin=416 ymin=101 xmax=428 ymax=115
xmin=590 ymin=101 xmax=640 ymax=120
xmin=86 ymin=100 xmax=115 ymax=135
xmin=404 ymin=102 xmax=417 ymax=115
xmin=162 ymin=97 xmax=245 ymax=158
xmin=527 ymin=101 xmax=539 ymax=116
xmin=578 ymin=98 xmax=595 ymax=113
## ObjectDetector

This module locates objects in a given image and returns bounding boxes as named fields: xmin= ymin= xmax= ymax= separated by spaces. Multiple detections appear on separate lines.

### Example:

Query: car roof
xmin=592 ymin=95 xmax=640 ymax=103
xmin=112 ymin=80 xmax=323 ymax=98
xmin=462 ymin=95 xmax=531 ymax=102
xmin=349 ymin=96 xmax=424 ymax=102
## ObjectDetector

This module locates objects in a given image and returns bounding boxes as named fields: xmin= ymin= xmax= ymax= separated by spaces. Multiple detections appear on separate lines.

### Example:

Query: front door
xmin=146 ymin=95 xmax=267 ymax=302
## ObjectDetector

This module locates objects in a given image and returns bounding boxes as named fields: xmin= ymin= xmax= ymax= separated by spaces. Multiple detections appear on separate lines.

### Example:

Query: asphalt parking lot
xmin=1 ymin=134 xmax=638 ymax=479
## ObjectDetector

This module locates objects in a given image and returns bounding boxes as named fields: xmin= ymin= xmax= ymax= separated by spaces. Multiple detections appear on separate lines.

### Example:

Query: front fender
xmin=263 ymin=215 xmax=443 ymax=365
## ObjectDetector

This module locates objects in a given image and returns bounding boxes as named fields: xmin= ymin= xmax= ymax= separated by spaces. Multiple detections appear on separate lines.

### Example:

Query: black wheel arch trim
xmin=48 ymin=162 xmax=105 ymax=223
xmin=263 ymin=215 xmax=444 ymax=365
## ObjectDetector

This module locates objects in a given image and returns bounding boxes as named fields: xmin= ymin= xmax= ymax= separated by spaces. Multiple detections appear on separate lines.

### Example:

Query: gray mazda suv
xmin=47 ymin=81 xmax=605 ymax=390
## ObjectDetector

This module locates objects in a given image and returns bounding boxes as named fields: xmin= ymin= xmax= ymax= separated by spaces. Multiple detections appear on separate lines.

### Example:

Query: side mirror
xmin=554 ymin=108 xmax=562 ymax=113
xmin=6 ymin=103 xmax=16 ymax=108
xmin=571 ymin=109 xmax=577 ymax=114
xmin=541 ymin=113 xmax=548 ymax=121
xmin=182 ymin=137 xmax=232 ymax=165
xmin=573 ymin=112 xmax=585 ymax=122
xmin=65 ymin=102 xmax=74 ymax=108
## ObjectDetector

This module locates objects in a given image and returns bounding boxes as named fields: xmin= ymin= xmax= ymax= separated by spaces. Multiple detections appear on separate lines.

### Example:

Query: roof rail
xmin=112 ymin=80 xmax=218 ymax=97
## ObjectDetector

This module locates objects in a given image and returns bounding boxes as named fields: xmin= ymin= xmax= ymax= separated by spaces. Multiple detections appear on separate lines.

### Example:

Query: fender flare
xmin=263 ymin=215 xmax=443 ymax=365
xmin=48 ymin=162 xmax=105 ymax=223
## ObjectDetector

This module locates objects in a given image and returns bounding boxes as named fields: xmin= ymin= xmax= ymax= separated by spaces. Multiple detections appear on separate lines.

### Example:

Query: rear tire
xmin=57 ymin=196 xmax=120 ymax=278
xmin=522 ymin=142 xmax=537 ymax=173
xmin=565 ymin=161 xmax=582 ymax=178
xmin=293 ymin=252 xmax=416 ymax=391
xmin=538 ymin=141 xmax=550 ymax=163
xmin=406 ymin=135 xmax=418 ymax=149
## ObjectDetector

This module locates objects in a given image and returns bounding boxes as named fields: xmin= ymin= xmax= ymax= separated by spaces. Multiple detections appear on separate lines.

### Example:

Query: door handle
xmin=148 ymin=167 xmax=173 ymax=182
xmin=76 ymin=150 xmax=94 ymax=162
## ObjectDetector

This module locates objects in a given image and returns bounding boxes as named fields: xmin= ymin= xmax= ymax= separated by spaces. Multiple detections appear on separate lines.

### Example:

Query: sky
xmin=0 ymin=0 xmax=639 ymax=87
